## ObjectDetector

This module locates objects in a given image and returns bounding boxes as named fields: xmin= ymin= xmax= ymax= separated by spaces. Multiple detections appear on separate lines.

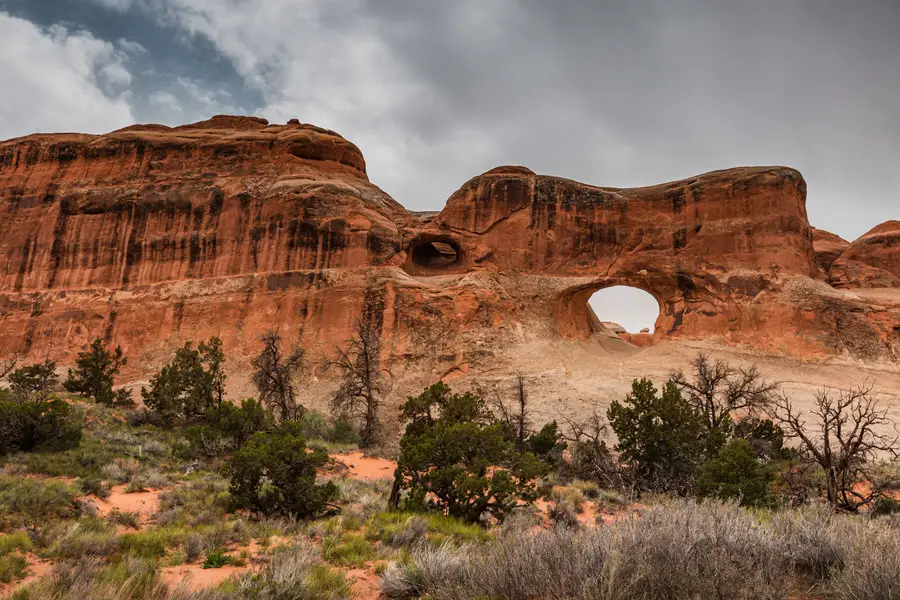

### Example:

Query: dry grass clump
xmin=382 ymin=499 xmax=900 ymax=600
xmin=383 ymin=500 xmax=787 ymax=600
xmin=14 ymin=543 xmax=349 ymax=600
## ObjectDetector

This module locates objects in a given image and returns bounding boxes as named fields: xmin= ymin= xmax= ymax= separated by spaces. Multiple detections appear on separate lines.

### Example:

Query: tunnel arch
xmin=554 ymin=275 xmax=680 ymax=345
xmin=588 ymin=286 xmax=661 ymax=334
xmin=404 ymin=235 xmax=467 ymax=275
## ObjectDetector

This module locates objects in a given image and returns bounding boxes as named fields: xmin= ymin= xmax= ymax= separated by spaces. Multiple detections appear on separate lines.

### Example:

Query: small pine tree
xmin=1 ymin=362 xmax=81 ymax=454
xmin=390 ymin=382 xmax=548 ymax=524
xmin=64 ymin=339 xmax=127 ymax=404
xmin=226 ymin=422 xmax=337 ymax=519
xmin=9 ymin=361 xmax=59 ymax=406
xmin=141 ymin=337 xmax=226 ymax=424
xmin=697 ymin=438 xmax=776 ymax=507
xmin=607 ymin=378 xmax=705 ymax=494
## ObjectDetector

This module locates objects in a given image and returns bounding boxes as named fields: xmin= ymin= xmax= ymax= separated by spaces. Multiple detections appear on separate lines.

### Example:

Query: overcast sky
xmin=1 ymin=0 xmax=897 ymax=250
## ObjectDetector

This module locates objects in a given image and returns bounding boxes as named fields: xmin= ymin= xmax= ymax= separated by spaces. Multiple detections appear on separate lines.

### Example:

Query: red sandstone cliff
xmin=829 ymin=221 xmax=900 ymax=289
xmin=811 ymin=227 xmax=851 ymax=273
xmin=0 ymin=117 xmax=897 ymax=383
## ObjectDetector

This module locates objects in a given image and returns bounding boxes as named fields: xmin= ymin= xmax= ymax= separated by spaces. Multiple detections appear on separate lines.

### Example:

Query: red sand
xmin=332 ymin=452 xmax=397 ymax=481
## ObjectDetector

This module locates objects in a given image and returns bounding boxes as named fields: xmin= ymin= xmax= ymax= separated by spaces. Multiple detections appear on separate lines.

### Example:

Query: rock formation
xmin=829 ymin=221 xmax=900 ymax=289
xmin=812 ymin=227 xmax=850 ymax=273
xmin=0 ymin=116 xmax=897 ymax=389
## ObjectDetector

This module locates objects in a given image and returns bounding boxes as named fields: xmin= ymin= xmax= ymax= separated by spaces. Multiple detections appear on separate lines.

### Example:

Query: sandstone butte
xmin=0 ymin=115 xmax=898 ymax=406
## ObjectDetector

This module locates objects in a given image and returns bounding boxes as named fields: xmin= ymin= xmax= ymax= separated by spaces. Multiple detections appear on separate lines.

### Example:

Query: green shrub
xmin=871 ymin=495 xmax=900 ymax=516
xmin=140 ymin=337 xmax=226 ymax=425
xmin=608 ymin=378 xmax=705 ymax=494
xmin=201 ymin=549 xmax=231 ymax=569
xmin=227 ymin=422 xmax=337 ymax=520
xmin=0 ymin=476 xmax=76 ymax=528
xmin=0 ymin=398 xmax=83 ymax=455
xmin=393 ymin=383 xmax=548 ymax=524
xmin=697 ymin=438 xmax=776 ymax=507
xmin=0 ymin=552 xmax=27 ymax=584
xmin=107 ymin=510 xmax=141 ymax=530
xmin=63 ymin=338 xmax=128 ymax=405
xmin=77 ymin=477 xmax=111 ymax=500
xmin=322 ymin=533 xmax=377 ymax=566
xmin=185 ymin=398 xmax=274 ymax=457
xmin=0 ymin=532 xmax=32 ymax=557
xmin=156 ymin=471 xmax=230 ymax=525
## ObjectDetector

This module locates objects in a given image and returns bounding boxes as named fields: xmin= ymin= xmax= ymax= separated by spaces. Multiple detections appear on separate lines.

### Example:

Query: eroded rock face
xmin=0 ymin=117 xmax=897 ymax=385
xmin=812 ymin=227 xmax=850 ymax=273
xmin=829 ymin=221 xmax=900 ymax=289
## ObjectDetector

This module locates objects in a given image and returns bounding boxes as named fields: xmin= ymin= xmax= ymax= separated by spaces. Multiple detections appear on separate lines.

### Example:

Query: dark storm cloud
xmin=355 ymin=0 xmax=900 ymax=239
xmin=1 ymin=0 xmax=897 ymax=241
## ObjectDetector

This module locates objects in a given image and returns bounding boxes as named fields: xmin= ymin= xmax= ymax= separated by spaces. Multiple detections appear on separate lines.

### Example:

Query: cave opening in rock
xmin=588 ymin=286 xmax=660 ymax=335
xmin=410 ymin=239 xmax=461 ymax=269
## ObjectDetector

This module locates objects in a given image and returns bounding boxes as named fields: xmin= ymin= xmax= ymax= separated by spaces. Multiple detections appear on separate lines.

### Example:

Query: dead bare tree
xmin=0 ymin=353 xmax=18 ymax=380
xmin=670 ymin=353 xmax=778 ymax=434
xmin=490 ymin=374 xmax=531 ymax=451
xmin=329 ymin=318 xmax=390 ymax=448
xmin=559 ymin=412 xmax=628 ymax=492
xmin=251 ymin=330 xmax=305 ymax=422
xmin=771 ymin=383 xmax=899 ymax=511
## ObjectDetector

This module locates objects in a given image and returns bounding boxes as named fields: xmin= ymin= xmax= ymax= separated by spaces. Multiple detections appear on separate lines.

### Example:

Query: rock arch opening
xmin=588 ymin=286 xmax=661 ymax=338
xmin=409 ymin=238 xmax=462 ymax=270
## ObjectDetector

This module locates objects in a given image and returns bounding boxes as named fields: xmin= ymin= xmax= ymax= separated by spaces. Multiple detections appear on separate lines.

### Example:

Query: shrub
xmin=872 ymin=495 xmax=900 ymax=516
xmin=228 ymin=542 xmax=350 ymax=600
xmin=0 ymin=476 xmax=77 ymax=529
xmin=0 ymin=398 xmax=83 ymax=455
xmin=63 ymin=338 xmax=128 ymax=405
xmin=392 ymin=383 xmax=548 ymax=524
xmin=697 ymin=438 xmax=776 ymax=507
xmin=227 ymin=422 xmax=338 ymax=519
xmin=140 ymin=337 xmax=226 ymax=424
xmin=0 ymin=532 xmax=33 ymax=556
xmin=202 ymin=549 xmax=231 ymax=569
xmin=322 ymin=533 xmax=377 ymax=566
xmin=382 ymin=500 xmax=789 ymax=600
xmin=183 ymin=534 xmax=205 ymax=564
xmin=156 ymin=472 xmax=231 ymax=525
xmin=607 ymin=378 xmax=705 ymax=494
xmin=78 ymin=477 xmax=111 ymax=499
xmin=0 ymin=552 xmax=28 ymax=584
xmin=185 ymin=398 xmax=274 ymax=457
xmin=107 ymin=510 xmax=141 ymax=530
xmin=8 ymin=360 xmax=59 ymax=405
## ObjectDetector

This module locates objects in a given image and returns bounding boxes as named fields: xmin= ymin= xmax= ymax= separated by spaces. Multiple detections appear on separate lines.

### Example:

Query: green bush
xmin=0 ymin=552 xmax=27 ymax=584
xmin=608 ymin=378 xmax=705 ymax=494
xmin=322 ymin=533 xmax=377 ymax=566
xmin=0 ymin=532 xmax=32 ymax=556
xmin=0 ymin=398 xmax=82 ymax=455
xmin=63 ymin=338 xmax=129 ymax=405
xmin=697 ymin=438 xmax=776 ymax=507
xmin=393 ymin=383 xmax=548 ymax=524
xmin=202 ymin=549 xmax=232 ymax=569
xmin=7 ymin=360 xmax=59 ymax=405
xmin=227 ymin=422 xmax=337 ymax=519
xmin=185 ymin=398 xmax=274 ymax=456
xmin=0 ymin=476 xmax=77 ymax=528
xmin=140 ymin=337 xmax=226 ymax=424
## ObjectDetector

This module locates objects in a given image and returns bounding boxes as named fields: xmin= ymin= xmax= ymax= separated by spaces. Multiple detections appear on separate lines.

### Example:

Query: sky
xmin=0 ymin=1 xmax=897 ymax=324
